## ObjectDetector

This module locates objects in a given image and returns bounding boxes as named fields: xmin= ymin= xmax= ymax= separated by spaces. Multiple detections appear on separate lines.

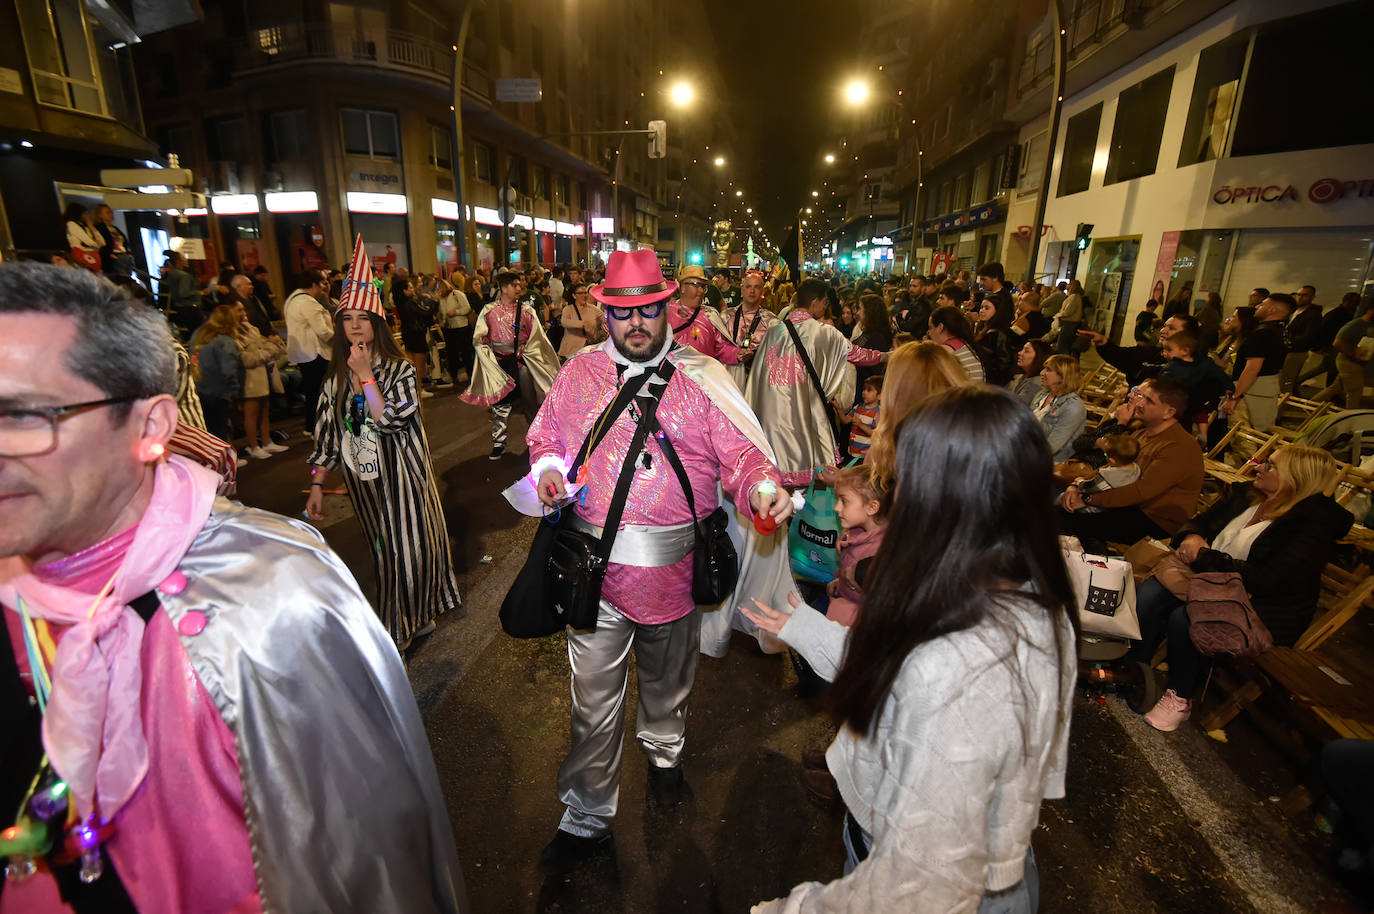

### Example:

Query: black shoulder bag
xmin=647 ymin=361 xmax=739 ymax=605
xmin=783 ymin=318 xmax=845 ymax=455
xmin=499 ymin=370 xmax=660 ymax=637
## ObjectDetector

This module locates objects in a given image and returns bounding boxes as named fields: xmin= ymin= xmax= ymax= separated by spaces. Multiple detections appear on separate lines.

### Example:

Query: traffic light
xmin=689 ymin=251 xmax=702 ymax=264
xmin=510 ymin=226 xmax=527 ymax=263
xmin=648 ymin=120 xmax=667 ymax=159
xmin=1075 ymin=223 xmax=1094 ymax=251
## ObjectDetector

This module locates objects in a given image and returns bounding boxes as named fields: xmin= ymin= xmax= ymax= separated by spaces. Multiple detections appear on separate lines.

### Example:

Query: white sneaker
xmin=421 ymin=389 xmax=435 ymax=399
xmin=262 ymin=442 xmax=289 ymax=453
xmin=247 ymin=446 xmax=272 ymax=460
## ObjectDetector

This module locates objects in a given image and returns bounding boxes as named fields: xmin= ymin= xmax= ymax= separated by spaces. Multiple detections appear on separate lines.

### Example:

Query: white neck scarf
xmin=603 ymin=326 xmax=676 ymax=380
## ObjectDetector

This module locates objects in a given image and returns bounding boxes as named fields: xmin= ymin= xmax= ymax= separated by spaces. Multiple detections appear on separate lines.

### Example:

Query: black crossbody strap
xmin=672 ymin=304 xmax=703 ymax=335
xmin=641 ymin=362 xmax=704 ymax=548
xmin=784 ymin=318 xmax=844 ymax=448
xmin=567 ymin=370 xmax=654 ymax=482
xmin=594 ymin=376 xmax=669 ymax=562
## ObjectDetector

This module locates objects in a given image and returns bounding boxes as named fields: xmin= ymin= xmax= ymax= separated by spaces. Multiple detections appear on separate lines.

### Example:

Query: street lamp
xmin=843 ymin=78 xmax=870 ymax=107
xmin=824 ymin=153 xmax=835 ymax=164
xmin=713 ymin=155 xmax=725 ymax=167
xmin=669 ymin=80 xmax=695 ymax=108
xmin=735 ymin=189 xmax=743 ymax=197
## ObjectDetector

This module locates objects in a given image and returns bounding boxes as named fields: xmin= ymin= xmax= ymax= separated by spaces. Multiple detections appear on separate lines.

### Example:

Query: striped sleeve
xmin=375 ymin=359 xmax=420 ymax=435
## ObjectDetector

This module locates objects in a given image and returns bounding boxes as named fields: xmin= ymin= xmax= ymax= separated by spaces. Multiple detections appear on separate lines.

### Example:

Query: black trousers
xmin=1058 ymin=505 xmax=1167 ymax=554
xmin=443 ymin=326 xmax=474 ymax=377
xmin=296 ymin=356 xmax=330 ymax=435
xmin=1125 ymin=576 xmax=1210 ymax=699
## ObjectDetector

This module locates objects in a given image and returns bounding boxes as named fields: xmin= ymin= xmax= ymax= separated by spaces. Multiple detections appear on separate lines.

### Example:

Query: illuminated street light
xmin=735 ymin=190 xmax=743 ymax=196
xmin=843 ymin=78 xmax=870 ymax=106
xmin=811 ymin=190 xmax=819 ymax=197
xmin=824 ymin=153 xmax=835 ymax=164
xmin=713 ymin=156 xmax=725 ymax=166
xmin=669 ymin=81 xmax=695 ymax=107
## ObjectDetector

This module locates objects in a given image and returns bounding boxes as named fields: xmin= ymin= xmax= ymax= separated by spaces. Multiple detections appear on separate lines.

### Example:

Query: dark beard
xmin=612 ymin=324 xmax=667 ymax=362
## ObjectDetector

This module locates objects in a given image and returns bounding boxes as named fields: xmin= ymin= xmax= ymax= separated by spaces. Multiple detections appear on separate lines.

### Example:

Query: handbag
xmin=499 ymin=369 xmax=658 ymax=637
xmin=649 ymin=366 xmax=739 ymax=604
xmin=1185 ymin=572 xmax=1272 ymax=659
xmin=1063 ymin=547 xmax=1140 ymax=640
xmin=789 ymin=471 xmax=841 ymax=583
xmin=1150 ymin=551 xmax=1195 ymax=601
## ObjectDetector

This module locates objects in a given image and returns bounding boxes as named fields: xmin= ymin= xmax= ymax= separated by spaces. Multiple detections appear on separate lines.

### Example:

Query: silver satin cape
xmin=159 ymin=499 xmax=467 ymax=913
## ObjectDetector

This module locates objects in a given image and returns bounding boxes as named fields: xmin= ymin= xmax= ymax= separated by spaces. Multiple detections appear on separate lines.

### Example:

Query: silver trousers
xmin=557 ymin=600 xmax=701 ymax=837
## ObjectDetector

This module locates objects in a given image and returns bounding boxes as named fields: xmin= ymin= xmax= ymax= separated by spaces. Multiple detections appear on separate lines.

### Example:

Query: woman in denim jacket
xmin=1030 ymin=354 xmax=1086 ymax=461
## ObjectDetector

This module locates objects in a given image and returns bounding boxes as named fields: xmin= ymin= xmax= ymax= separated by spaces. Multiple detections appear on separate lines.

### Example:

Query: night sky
xmin=701 ymin=0 xmax=854 ymax=241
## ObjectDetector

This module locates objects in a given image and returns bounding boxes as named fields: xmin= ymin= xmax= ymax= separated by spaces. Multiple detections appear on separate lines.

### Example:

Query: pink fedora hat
xmin=589 ymin=249 xmax=678 ymax=307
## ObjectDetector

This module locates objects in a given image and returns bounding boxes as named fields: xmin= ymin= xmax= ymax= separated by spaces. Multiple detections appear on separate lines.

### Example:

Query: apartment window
xmin=16 ymin=0 xmax=105 ymax=115
xmin=1104 ymin=66 xmax=1175 ymax=185
xmin=207 ymin=116 xmax=248 ymax=163
xmin=1019 ymin=132 xmax=1047 ymax=191
xmin=472 ymin=140 xmax=494 ymax=183
xmin=576 ymin=181 xmax=587 ymax=211
xmin=341 ymin=109 xmax=399 ymax=160
xmin=531 ymin=26 xmax=544 ymax=74
xmin=499 ymin=4 xmax=514 ymax=51
xmin=507 ymin=154 xmax=526 ymax=193
xmin=1230 ymin=1 xmax=1374 ymax=156
xmin=952 ymin=173 xmax=969 ymax=210
xmin=532 ymin=165 xmax=549 ymax=201
xmin=157 ymin=123 xmax=192 ymax=161
xmin=1057 ymin=103 xmax=1101 ymax=197
xmin=990 ymin=153 xmax=1007 ymax=195
xmin=937 ymin=180 xmax=952 ymax=214
xmin=971 ymin=162 xmax=990 ymax=203
xmin=554 ymin=173 xmax=570 ymax=206
xmin=865 ymin=182 xmax=882 ymax=202
xmin=429 ymin=125 xmax=452 ymax=170
xmin=1178 ymin=34 xmax=1248 ymax=166
xmin=267 ymin=110 xmax=309 ymax=161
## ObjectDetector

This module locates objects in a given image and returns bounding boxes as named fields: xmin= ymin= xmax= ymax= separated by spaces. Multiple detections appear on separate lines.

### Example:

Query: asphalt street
xmin=234 ymin=387 xmax=1357 ymax=914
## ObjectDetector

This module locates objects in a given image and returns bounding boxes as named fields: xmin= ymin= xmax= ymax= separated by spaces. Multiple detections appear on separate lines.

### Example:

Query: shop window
xmin=429 ymin=125 xmax=452 ymax=170
xmin=1177 ymin=34 xmax=1248 ymax=167
xmin=1230 ymin=1 xmax=1374 ymax=156
xmin=268 ymin=110 xmax=309 ymax=162
xmin=472 ymin=140 xmax=494 ymax=184
xmin=1104 ymin=66 xmax=1175 ymax=185
xmin=16 ymin=0 xmax=105 ymax=115
xmin=341 ymin=108 xmax=398 ymax=161
xmin=1057 ymin=103 xmax=1101 ymax=197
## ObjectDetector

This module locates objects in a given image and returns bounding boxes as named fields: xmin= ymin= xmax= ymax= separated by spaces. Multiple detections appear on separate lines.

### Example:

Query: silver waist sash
xmin=567 ymin=515 xmax=696 ymax=568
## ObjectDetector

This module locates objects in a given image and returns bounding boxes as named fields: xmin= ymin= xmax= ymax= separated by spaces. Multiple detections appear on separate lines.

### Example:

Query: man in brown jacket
xmin=1059 ymin=376 xmax=1203 ymax=552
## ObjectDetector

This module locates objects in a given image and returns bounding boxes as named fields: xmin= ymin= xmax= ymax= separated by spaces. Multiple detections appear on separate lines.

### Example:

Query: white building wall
xmin=1032 ymin=0 xmax=1374 ymax=334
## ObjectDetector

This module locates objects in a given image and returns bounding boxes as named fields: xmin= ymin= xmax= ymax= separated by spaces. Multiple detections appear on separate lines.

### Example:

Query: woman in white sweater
xmin=744 ymin=386 xmax=1078 ymax=914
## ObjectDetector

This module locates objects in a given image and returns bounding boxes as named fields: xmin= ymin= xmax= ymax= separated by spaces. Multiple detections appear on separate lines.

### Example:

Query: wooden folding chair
xmin=1273 ymin=394 xmax=1333 ymax=440
xmin=1328 ymin=462 xmax=1374 ymax=553
xmin=1202 ymin=424 xmax=1280 ymax=486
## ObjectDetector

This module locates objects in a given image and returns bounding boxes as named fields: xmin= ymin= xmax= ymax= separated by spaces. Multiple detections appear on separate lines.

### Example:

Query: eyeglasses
xmin=573 ymin=289 xmax=590 ymax=296
xmin=0 ymin=396 xmax=140 ymax=457
xmin=606 ymin=301 xmax=666 ymax=321
xmin=682 ymin=280 xmax=708 ymax=289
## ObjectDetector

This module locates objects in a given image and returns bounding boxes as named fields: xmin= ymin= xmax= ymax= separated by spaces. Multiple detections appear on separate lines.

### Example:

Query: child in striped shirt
xmin=836 ymin=375 xmax=883 ymax=460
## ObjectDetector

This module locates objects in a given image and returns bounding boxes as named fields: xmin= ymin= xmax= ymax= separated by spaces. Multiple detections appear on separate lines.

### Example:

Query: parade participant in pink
xmin=460 ymin=269 xmax=559 ymax=460
xmin=746 ymin=278 xmax=887 ymax=487
xmin=0 ymin=264 xmax=466 ymax=914
xmin=526 ymin=249 xmax=792 ymax=874
xmin=723 ymin=270 xmax=779 ymax=387
xmin=668 ymin=265 xmax=740 ymax=365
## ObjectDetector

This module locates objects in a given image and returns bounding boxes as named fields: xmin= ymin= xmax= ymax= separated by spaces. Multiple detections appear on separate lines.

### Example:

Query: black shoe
xmin=538 ymin=829 xmax=611 ymax=874
xmin=489 ymin=444 xmax=505 ymax=460
xmin=647 ymin=764 xmax=685 ymax=807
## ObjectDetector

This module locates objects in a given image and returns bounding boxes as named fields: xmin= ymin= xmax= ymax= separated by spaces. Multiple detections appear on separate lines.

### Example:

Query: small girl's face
xmin=861 ymin=385 xmax=880 ymax=406
xmin=834 ymin=487 xmax=877 ymax=530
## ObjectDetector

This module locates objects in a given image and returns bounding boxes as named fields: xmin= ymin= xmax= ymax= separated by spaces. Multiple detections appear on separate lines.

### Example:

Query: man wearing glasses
xmin=0 ymin=264 xmax=467 ymax=913
xmin=527 ymin=249 xmax=792 ymax=874
xmin=667 ymin=265 xmax=741 ymax=365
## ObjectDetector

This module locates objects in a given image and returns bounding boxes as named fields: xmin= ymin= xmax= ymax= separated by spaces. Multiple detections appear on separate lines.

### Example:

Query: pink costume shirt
xmin=526 ymin=347 xmax=780 ymax=625
xmin=668 ymin=300 xmax=740 ymax=364
xmin=484 ymin=299 xmax=535 ymax=354
xmin=2 ymin=527 xmax=260 ymax=914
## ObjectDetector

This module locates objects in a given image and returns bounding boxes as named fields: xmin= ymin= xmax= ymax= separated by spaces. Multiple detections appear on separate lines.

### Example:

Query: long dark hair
xmin=828 ymin=386 xmax=1079 ymax=735
xmin=929 ymin=305 xmax=978 ymax=348
xmin=858 ymin=293 xmax=893 ymax=347
xmin=325 ymin=310 xmax=407 ymax=416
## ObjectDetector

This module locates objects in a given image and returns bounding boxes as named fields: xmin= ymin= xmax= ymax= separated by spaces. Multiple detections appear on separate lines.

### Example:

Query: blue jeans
xmin=1126 ymin=576 xmax=1211 ymax=700
xmin=842 ymin=813 xmax=1040 ymax=912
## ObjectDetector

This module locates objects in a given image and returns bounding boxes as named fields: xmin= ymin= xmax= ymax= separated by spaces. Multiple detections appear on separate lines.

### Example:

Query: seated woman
xmin=1008 ymin=339 xmax=1054 ymax=406
xmin=927 ymin=296 xmax=985 ymax=383
xmin=1030 ymin=354 xmax=1087 ymax=462
xmin=744 ymin=386 xmax=1077 ymax=913
xmin=1127 ymin=445 xmax=1352 ymax=731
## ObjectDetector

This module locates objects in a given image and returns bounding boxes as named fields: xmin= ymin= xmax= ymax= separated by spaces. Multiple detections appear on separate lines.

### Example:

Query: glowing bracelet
xmin=755 ymin=480 xmax=777 ymax=498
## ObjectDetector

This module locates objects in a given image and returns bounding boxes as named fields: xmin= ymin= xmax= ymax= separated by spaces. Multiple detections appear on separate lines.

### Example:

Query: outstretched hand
xmin=739 ymin=593 xmax=801 ymax=636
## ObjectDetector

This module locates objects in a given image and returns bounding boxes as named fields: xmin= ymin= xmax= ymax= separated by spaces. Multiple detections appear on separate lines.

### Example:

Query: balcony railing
xmin=1016 ymin=0 xmax=1150 ymax=93
xmin=234 ymin=24 xmax=454 ymax=84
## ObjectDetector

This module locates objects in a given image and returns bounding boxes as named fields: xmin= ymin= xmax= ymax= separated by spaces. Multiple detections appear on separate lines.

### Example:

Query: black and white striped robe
xmin=308 ymin=358 xmax=462 ymax=647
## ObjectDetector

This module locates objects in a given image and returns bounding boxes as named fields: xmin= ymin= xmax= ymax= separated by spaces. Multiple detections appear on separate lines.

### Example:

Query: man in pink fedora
xmin=526 ymin=248 xmax=794 ymax=873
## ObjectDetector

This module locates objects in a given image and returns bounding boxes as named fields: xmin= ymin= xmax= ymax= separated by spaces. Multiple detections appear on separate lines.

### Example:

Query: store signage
xmin=555 ymin=221 xmax=578 ymax=236
xmin=495 ymin=78 xmax=542 ymax=102
xmin=472 ymin=206 xmax=502 ymax=226
xmin=512 ymin=214 xmax=534 ymax=230
xmin=967 ymin=202 xmax=1000 ymax=226
xmin=431 ymin=198 xmax=459 ymax=220
xmin=534 ymin=217 xmax=557 ymax=233
xmin=1211 ymin=178 xmax=1373 ymax=206
xmin=310 ymin=226 xmax=324 ymax=248
xmin=1015 ymin=224 xmax=1053 ymax=238
xmin=349 ymin=171 xmax=400 ymax=186
xmin=264 ymin=191 xmax=318 ymax=213
xmin=345 ymin=192 xmax=406 ymax=215
xmin=210 ymin=194 xmax=260 ymax=215
xmin=870 ymin=235 xmax=894 ymax=246
xmin=591 ymin=217 xmax=615 ymax=234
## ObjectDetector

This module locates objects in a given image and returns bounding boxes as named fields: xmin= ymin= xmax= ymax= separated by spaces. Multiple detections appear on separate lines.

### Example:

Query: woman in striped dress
xmin=305 ymin=306 xmax=462 ymax=650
